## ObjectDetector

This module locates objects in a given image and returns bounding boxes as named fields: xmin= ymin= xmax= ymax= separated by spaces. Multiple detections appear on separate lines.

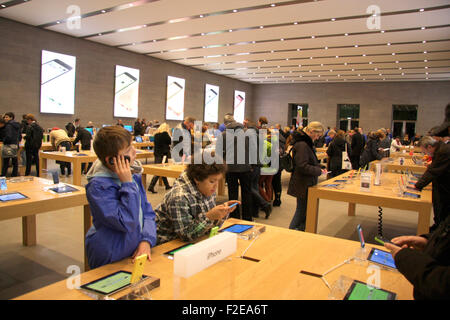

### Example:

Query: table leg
xmin=83 ymin=204 xmax=92 ymax=271
xmin=72 ymin=161 xmax=81 ymax=186
xmin=348 ymin=203 xmax=356 ymax=216
xmin=305 ymin=189 xmax=320 ymax=233
xmin=40 ymin=154 xmax=47 ymax=178
xmin=417 ymin=206 xmax=431 ymax=235
xmin=22 ymin=215 xmax=37 ymax=246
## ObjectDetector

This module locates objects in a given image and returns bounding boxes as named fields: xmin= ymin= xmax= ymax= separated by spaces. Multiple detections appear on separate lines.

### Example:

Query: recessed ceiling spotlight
xmin=199 ymin=14 xmax=204 ymax=17
xmin=381 ymin=30 xmax=385 ymax=33
xmin=355 ymin=45 xmax=358 ymax=47
xmin=294 ymin=22 xmax=298 ymax=25
xmin=297 ymin=48 xmax=301 ymax=51
xmin=419 ymin=8 xmax=424 ymax=12
xmin=311 ymin=36 xmax=315 ymax=39
xmin=233 ymin=9 xmax=237 ymax=12
xmin=325 ymin=46 xmax=328 ymax=50
xmin=270 ymin=3 xmax=276 ymax=7
xmin=344 ymin=33 xmax=349 ymax=36
xmin=424 ymin=51 xmax=427 ymax=53
xmin=281 ymin=38 xmax=284 ymax=41
xmin=421 ymin=27 xmax=426 ymax=30
xmin=422 ymin=40 xmax=427 ymax=43
xmin=331 ymin=18 xmax=336 ymax=21
xmin=392 ymin=53 xmax=396 ymax=55
xmin=101 ymin=10 xmax=106 ymax=13
xmin=260 ymin=26 xmax=264 ymax=29
xmin=362 ymin=54 xmax=366 ymax=57
xmin=387 ymin=43 xmax=391 ymax=46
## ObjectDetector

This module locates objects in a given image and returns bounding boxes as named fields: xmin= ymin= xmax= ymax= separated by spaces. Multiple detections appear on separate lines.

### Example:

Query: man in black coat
xmin=385 ymin=214 xmax=450 ymax=300
xmin=414 ymin=136 xmax=450 ymax=232
xmin=24 ymin=114 xmax=43 ymax=177
xmin=73 ymin=126 xmax=93 ymax=174
xmin=215 ymin=114 xmax=255 ymax=221
xmin=1 ymin=112 xmax=21 ymax=177
xmin=350 ymin=128 xmax=365 ymax=169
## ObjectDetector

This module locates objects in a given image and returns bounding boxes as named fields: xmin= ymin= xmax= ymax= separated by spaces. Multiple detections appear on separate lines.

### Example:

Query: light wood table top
xmin=14 ymin=218 xmax=413 ymax=300
xmin=0 ymin=177 xmax=91 ymax=269
xmin=306 ymin=171 xmax=432 ymax=235
xmin=372 ymin=158 xmax=427 ymax=174
xmin=39 ymin=150 xmax=154 ymax=186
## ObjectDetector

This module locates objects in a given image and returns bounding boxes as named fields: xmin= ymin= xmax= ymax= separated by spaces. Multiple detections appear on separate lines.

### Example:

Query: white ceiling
xmin=1 ymin=0 xmax=450 ymax=83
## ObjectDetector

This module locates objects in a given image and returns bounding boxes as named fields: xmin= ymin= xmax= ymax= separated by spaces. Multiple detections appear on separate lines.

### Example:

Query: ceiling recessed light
xmin=355 ymin=45 xmax=358 ymax=47
xmin=1 ymin=4 xmax=6 ymax=7
xmin=270 ymin=3 xmax=276 ymax=7
xmin=281 ymin=38 xmax=284 ymax=41
xmin=424 ymin=51 xmax=427 ymax=54
xmin=395 ymin=61 xmax=399 ymax=63
xmin=344 ymin=33 xmax=349 ymax=36
xmin=336 ymin=56 xmax=339 ymax=58
xmin=419 ymin=8 xmax=424 ymax=12
xmin=311 ymin=36 xmax=315 ymax=38
xmin=297 ymin=48 xmax=301 ymax=51
xmin=362 ymin=54 xmax=366 ymax=57
xmin=381 ymin=30 xmax=385 ymax=33
xmin=387 ymin=43 xmax=391 ymax=46
xmin=233 ymin=9 xmax=237 ymax=12
xmin=294 ymin=22 xmax=298 ymax=25
xmin=421 ymin=27 xmax=426 ymax=30
xmin=229 ymin=29 xmax=232 ymax=32
xmin=259 ymin=26 xmax=264 ymax=29
xmin=331 ymin=18 xmax=336 ymax=21
xmin=199 ymin=14 xmax=204 ymax=17
xmin=101 ymin=10 xmax=106 ymax=13
xmin=424 ymin=59 xmax=428 ymax=62
xmin=392 ymin=53 xmax=396 ymax=55
xmin=325 ymin=46 xmax=328 ymax=50
xmin=423 ymin=40 xmax=427 ymax=43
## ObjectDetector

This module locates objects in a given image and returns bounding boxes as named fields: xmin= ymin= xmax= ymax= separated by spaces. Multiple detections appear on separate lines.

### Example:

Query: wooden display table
xmin=39 ymin=150 xmax=154 ymax=186
xmin=14 ymin=218 xmax=413 ymax=300
xmin=0 ymin=177 xmax=91 ymax=269
xmin=371 ymin=159 xmax=427 ymax=174
xmin=305 ymin=171 xmax=432 ymax=235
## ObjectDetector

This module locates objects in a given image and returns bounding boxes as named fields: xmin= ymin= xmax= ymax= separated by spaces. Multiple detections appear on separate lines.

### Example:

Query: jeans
xmin=289 ymin=193 xmax=308 ymax=231
xmin=226 ymin=171 xmax=254 ymax=221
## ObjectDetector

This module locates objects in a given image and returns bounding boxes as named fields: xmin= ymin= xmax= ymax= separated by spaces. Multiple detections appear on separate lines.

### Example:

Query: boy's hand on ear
xmin=113 ymin=155 xmax=132 ymax=183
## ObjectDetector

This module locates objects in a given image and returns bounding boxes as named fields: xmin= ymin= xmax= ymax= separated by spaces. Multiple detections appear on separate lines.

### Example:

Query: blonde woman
xmin=148 ymin=123 xmax=172 ymax=193
xmin=287 ymin=121 xmax=327 ymax=231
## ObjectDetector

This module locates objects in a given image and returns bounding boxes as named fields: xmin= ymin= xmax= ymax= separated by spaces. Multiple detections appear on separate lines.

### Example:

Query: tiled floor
xmin=0 ymin=160 xmax=430 ymax=299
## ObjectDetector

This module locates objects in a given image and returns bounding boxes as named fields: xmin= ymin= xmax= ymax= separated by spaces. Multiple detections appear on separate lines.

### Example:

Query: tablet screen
xmin=0 ymin=192 xmax=28 ymax=202
xmin=344 ymin=280 xmax=396 ymax=300
xmin=368 ymin=248 xmax=397 ymax=269
xmin=164 ymin=243 xmax=194 ymax=256
xmin=81 ymin=271 xmax=147 ymax=295
xmin=49 ymin=185 xmax=79 ymax=193
xmin=220 ymin=224 xmax=253 ymax=234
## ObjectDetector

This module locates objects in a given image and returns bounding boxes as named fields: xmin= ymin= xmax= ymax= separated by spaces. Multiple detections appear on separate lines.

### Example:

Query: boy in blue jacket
xmin=85 ymin=126 xmax=157 ymax=269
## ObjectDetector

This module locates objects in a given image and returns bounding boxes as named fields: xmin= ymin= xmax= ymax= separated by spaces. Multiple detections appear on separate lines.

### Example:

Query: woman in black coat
xmin=147 ymin=123 xmax=172 ymax=193
xmin=287 ymin=122 xmax=325 ymax=231
xmin=359 ymin=131 xmax=383 ymax=169
xmin=326 ymin=130 xmax=352 ymax=178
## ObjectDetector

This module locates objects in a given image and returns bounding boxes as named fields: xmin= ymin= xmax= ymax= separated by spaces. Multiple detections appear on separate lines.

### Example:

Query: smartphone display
xmin=49 ymin=185 xmax=79 ymax=194
xmin=41 ymin=59 xmax=72 ymax=85
xmin=403 ymin=191 xmax=420 ymax=199
xmin=219 ymin=224 xmax=253 ymax=234
xmin=0 ymin=192 xmax=28 ymax=202
xmin=115 ymin=72 xmax=137 ymax=94
xmin=135 ymin=136 xmax=143 ymax=143
xmin=368 ymin=248 xmax=397 ymax=269
xmin=356 ymin=224 xmax=365 ymax=248
xmin=163 ymin=243 xmax=194 ymax=256
xmin=344 ymin=280 xmax=396 ymax=300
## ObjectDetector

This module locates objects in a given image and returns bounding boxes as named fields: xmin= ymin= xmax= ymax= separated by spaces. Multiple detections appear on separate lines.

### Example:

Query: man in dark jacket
xmin=385 ymin=214 xmax=450 ymax=300
xmin=73 ymin=126 xmax=93 ymax=174
xmin=216 ymin=114 xmax=255 ymax=221
xmin=326 ymin=130 xmax=352 ymax=178
xmin=287 ymin=122 xmax=325 ymax=231
xmin=24 ymin=114 xmax=43 ymax=177
xmin=350 ymin=128 xmax=365 ymax=169
xmin=2 ymin=112 xmax=21 ymax=177
xmin=414 ymin=136 xmax=450 ymax=232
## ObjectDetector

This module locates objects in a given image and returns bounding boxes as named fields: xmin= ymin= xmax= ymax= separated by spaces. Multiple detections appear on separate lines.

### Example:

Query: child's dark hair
xmin=93 ymin=126 xmax=132 ymax=167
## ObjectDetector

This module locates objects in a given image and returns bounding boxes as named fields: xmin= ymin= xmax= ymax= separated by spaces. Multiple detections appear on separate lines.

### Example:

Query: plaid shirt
xmin=155 ymin=172 xmax=219 ymax=245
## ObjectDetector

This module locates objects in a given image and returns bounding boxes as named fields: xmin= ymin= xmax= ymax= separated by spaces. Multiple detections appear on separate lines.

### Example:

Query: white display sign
xmin=204 ymin=84 xmax=219 ymax=122
xmin=40 ymin=50 xmax=76 ymax=114
xmin=233 ymin=90 xmax=246 ymax=123
xmin=114 ymin=65 xmax=140 ymax=118
xmin=166 ymin=76 xmax=185 ymax=120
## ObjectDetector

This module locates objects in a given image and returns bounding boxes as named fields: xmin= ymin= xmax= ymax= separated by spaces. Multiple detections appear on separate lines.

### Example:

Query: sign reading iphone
xmin=166 ymin=76 xmax=185 ymax=121
xmin=114 ymin=65 xmax=140 ymax=118
xmin=204 ymin=84 xmax=219 ymax=122
xmin=233 ymin=90 xmax=246 ymax=124
xmin=40 ymin=50 xmax=76 ymax=114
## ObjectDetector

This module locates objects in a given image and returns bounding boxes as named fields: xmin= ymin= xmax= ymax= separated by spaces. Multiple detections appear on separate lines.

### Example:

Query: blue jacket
xmin=85 ymin=160 xmax=157 ymax=269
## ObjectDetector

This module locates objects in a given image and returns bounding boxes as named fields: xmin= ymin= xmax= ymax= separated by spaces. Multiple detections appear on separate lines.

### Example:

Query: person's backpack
xmin=280 ymin=147 xmax=295 ymax=172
